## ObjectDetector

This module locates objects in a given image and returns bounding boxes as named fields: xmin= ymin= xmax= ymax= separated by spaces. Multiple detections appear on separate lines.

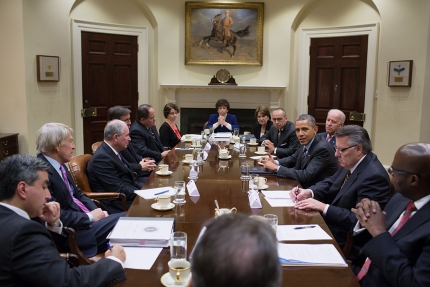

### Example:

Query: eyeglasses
xmin=387 ymin=167 xmax=417 ymax=177
xmin=335 ymin=144 xmax=358 ymax=154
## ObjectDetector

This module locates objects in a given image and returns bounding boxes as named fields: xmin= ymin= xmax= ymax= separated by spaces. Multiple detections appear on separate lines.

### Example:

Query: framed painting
xmin=387 ymin=60 xmax=413 ymax=87
xmin=185 ymin=2 xmax=264 ymax=66
xmin=37 ymin=55 xmax=60 ymax=82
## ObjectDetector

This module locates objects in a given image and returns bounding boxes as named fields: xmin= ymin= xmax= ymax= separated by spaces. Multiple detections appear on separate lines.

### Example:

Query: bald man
xmin=351 ymin=143 xmax=430 ymax=287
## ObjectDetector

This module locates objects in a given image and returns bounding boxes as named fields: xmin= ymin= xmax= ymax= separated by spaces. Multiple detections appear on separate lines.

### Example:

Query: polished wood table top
xmin=114 ymin=141 xmax=359 ymax=287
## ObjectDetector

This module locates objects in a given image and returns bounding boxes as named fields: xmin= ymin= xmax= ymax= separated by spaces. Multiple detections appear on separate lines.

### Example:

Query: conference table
xmin=113 ymin=139 xmax=360 ymax=287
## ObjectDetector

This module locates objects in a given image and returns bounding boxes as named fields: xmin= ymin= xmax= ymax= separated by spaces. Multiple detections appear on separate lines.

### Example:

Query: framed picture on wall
xmin=387 ymin=60 xmax=413 ymax=87
xmin=37 ymin=55 xmax=60 ymax=82
xmin=185 ymin=2 xmax=264 ymax=66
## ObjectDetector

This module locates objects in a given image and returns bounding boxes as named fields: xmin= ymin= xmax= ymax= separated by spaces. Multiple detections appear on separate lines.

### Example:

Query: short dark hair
xmin=163 ymin=103 xmax=180 ymax=118
xmin=215 ymin=99 xmax=230 ymax=110
xmin=107 ymin=106 xmax=131 ymax=121
xmin=191 ymin=213 xmax=281 ymax=287
xmin=255 ymin=105 xmax=271 ymax=120
xmin=136 ymin=104 xmax=152 ymax=121
xmin=0 ymin=155 xmax=50 ymax=201
xmin=296 ymin=114 xmax=316 ymax=127
xmin=335 ymin=125 xmax=372 ymax=154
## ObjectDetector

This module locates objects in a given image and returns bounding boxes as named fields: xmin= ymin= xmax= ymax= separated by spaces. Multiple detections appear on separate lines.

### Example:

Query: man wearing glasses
xmin=350 ymin=143 xmax=430 ymax=286
xmin=290 ymin=125 xmax=391 ymax=249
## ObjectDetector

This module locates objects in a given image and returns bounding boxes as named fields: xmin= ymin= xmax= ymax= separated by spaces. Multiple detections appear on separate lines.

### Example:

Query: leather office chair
xmin=59 ymin=252 xmax=79 ymax=267
xmin=91 ymin=141 xmax=102 ymax=154
xmin=63 ymin=227 xmax=104 ymax=265
xmin=68 ymin=154 xmax=127 ymax=211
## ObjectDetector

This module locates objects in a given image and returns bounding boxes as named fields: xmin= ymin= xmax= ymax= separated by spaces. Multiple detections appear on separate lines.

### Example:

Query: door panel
xmin=308 ymin=35 xmax=368 ymax=132
xmin=82 ymin=32 xmax=138 ymax=154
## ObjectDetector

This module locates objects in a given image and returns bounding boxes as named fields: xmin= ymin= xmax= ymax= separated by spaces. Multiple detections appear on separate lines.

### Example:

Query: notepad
xmin=276 ymin=225 xmax=332 ymax=241
xmin=278 ymin=243 xmax=347 ymax=267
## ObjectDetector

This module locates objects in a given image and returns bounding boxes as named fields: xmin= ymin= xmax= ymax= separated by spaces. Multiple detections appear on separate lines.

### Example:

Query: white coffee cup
xmin=219 ymin=149 xmax=229 ymax=158
xmin=183 ymin=154 xmax=193 ymax=162
xmin=250 ymin=138 xmax=257 ymax=144
xmin=158 ymin=164 xmax=169 ymax=174
xmin=154 ymin=194 xmax=171 ymax=208
xmin=256 ymin=176 xmax=267 ymax=187
xmin=258 ymin=146 xmax=266 ymax=153
xmin=215 ymin=207 xmax=237 ymax=217
xmin=204 ymin=128 xmax=210 ymax=135
xmin=168 ymin=260 xmax=191 ymax=284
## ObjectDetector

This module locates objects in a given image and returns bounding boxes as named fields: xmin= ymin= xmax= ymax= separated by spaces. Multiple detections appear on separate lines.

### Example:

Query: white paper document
xmin=108 ymin=217 xmax=174 ymax=247
xmin=212 ymin=132 xmax=232 ymax=138
xmin=123 ymin=247 xmax=162 ymax=270
xmin=265 ymin=197 xmax=295 ymax=207
xmin=134 ymin=187 xmax=175 ymax=199
xmin=181 ymin=134 xmax=202 ymax=141
xmin=276 ymin=225 xmax=332 ymax=241
xmin=278 ymin=243 xmax=347 ymax=267
xmin=249 ymin=155 xmax=277 ymax=160
xmin=262 ymin=190 xmax=291 ymax=199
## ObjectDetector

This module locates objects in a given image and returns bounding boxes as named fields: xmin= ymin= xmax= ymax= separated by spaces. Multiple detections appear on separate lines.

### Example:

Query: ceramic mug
xmin=158 ymin=164 xmax=169 ymax=174
xmin=219 ymin=149 xmax=229 ymax=158
xmin=215 ymin=207 xmax=237 ymax=217
xmin=154 ymin=194 xmax=171 ymax=208
xmin=168 ymin=260 xmax=191 ymax=284
xmin=258 ymin=146 xmax=266 ymax=153
xmin=256 ymin=176 xmax=267 ymax=187
xmin=250 ymin=138 xmax=257 ymax=144
xmin=183 ymin=154 xmax=193 ymax=162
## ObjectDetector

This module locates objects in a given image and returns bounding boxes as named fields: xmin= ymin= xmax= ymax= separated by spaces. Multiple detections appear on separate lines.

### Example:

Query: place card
xmin=187 ymin=180 xmax=200 ymax=197
xmin=203 ymin=142 xmax=211 ymax=151
xmin=248 ymin=189 xmax=262 ymax=208
xmin=203 ymin=151 xmax=208 ymax=161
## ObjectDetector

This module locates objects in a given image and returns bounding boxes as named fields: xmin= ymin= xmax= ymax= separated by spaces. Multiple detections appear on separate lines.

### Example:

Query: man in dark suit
xmin=205 ymin=98 xmax=239 ymax=133
xmin=260 ymin=108 xmax=300 ymax=158
xmin=351 ymin=143 xmax=430 ymax=287
xmin=290 ymin=125 xmax=391 ymax=248
xmin=108 ymin=106 xmax=156 ymax=185
xmin=88 ymin=120 xmax=141 ymax=214
xmin=130 ymin=104 xmax=170 ymax=162
xmin=0 ymin=154 xmax=126 ymax=286
xmin=35 ymin=122 xmax=124 ymax=257
xmin=262 ymin=114 xmax=338 ymax=188
xmin=318 ymin=109 xmax=345 ymax=149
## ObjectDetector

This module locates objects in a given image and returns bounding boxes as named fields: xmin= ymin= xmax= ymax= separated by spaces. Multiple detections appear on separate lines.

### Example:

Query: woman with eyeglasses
xmin=159 ymin=103 xmax=182 ymax=150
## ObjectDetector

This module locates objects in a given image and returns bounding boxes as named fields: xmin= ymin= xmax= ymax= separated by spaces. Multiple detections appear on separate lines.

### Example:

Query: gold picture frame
xmin=37 ymin=55 xmax=60 ymax=82
xmin=185 ymin=2 xmax=264 ymax=66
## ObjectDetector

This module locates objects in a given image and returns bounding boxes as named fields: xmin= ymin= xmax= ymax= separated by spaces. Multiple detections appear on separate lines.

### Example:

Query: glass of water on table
xmin=170 ymin=231 xmax=187 ymax=261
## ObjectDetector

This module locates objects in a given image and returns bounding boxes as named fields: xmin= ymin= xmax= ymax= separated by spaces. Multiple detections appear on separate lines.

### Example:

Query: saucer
xmin=218 ymin=155 xmax=232 ymax=160
xmin=247 ymin=142 xmax=259 ymax=146
xmin=160 ymin=272 xmax=190 ymax=287
xmin=259 ymin=184 xmax=269 ymax=190
xmin=151 ymin=202 xmax=175 ymax=211
xmin=254 ymin=151 xmax=267 ymax=155
xmin=173 ymin=200 xmax=186 ymax=204
xmin=182 ymin=160 xmax=192 ymax=164
xmin=156 ymin=171 xmax=173 ymax=176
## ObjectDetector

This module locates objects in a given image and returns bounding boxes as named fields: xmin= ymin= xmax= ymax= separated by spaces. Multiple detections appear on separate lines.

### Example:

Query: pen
xmin=154 ymin=190 xmax=169 ymax=196
xmin=293 ymin=226 xmax=316 ymax=230
xmin=295 ymin=185 xmax=299 ymax=203
xmin=107 ymin=242 xmax=112 ymax=250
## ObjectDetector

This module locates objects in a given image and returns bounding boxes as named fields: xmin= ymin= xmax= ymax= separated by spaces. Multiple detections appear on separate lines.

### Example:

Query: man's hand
xmin=289 ymin=188 xmax=312 ymax=202
xmin=161 ymin=150 xmax=170 ymax=158
xmin=263 ymin=161 xmax=278 ymax=172
xmin=294 ymin=198 xmax=326 ymax=212
xmin=263 ymin=140 xmax=275 ymax=154
xmin=260 ymin=154 xmax=275 ymax=164
xmin=90 ymin=208 xmax=106 ymax=222
xmin=105 ymin=244 xmax=126 ymax=263
xmin=39 ymin=202 xmax=61 ymax=225
xmin=140 ymin=158 xmax=156 ymax=171
xmin=352 ymin=199 xmax=387 ymax=237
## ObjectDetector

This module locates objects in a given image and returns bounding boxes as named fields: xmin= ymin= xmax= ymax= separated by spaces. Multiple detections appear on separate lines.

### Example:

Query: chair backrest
xmin=91 ymin=141 xmax=102 ymax=154
xmin=68 ymin=154 xmax=93 ymax=193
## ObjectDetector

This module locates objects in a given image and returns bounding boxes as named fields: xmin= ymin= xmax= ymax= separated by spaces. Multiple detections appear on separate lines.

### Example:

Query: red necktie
xmin=326 ymin=134 xmax=332 ymax=142
xmin=356 ymin=201 xmax=417 ymax=281
xmin=60 ymin=165 xmax=90 ymax=213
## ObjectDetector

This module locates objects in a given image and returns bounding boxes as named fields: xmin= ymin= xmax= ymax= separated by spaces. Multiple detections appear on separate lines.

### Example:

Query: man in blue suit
xmin=318 ymin=109 xmax=345 ymax=149
xmin=36 ymin=123 xmax=125 ymax=257
xmin=206 ymin=98 xmax=239 ymax=133
xmin=291 ymin=125 xmax=391 ymax=248
xmin=351 ymin=143 xmax=430 ymax=287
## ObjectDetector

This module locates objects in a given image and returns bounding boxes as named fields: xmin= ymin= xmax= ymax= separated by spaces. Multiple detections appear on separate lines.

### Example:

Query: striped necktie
xmin=341 ymin=171 xmax=351 ymax=188
xmin=59 ymin=165 xmax=90 ymax=213
xmin=356 ymin=201 xmax=417 ymax=281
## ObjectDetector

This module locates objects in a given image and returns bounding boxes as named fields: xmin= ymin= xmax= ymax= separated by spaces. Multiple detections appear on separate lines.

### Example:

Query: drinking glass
xmin=250 ymin=174 xmax=259 ymax=192
xmin=233 ymin=128 xmax=240 ymax=137
xmin=174 ymin=181 xmax=186 ymax=203
xmin=239 ymin=144 xmax=247 ymax=157
xmin=264 ymin=214 xmax=278 ymax=233
xmin=170 ymin=231 xmax=187 ymax=261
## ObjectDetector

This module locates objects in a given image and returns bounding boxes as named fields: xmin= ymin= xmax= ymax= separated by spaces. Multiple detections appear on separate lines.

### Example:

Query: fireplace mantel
xmin=160 ymin=84 xmax=286 ymax=109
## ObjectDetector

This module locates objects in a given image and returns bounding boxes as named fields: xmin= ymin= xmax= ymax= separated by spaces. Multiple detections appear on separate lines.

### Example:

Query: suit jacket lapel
xmin=392 ymin=200 xmax=430 ymax=241
xmin=102 ymin=142 xmax=135 ymax=179
xmin=151 ymin=126 xmax=164 ymax=151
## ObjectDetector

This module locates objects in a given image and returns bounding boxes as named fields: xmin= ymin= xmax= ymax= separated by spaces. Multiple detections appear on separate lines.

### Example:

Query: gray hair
xmin=36 ymin=123 xmax=73 ymax=155
xmin=272 ymin=108 xmax=286 ymax=117
xmin=335 ymin=125 xmax=372 ymax=154
xmin=107 ymin=106 xmax=131 ymax=121
xmin=0 ymin=154 xmax=50 ymax=201
xmin=191 ymin=213 xmax=281 ymax=287
xmin=328 ymin=109 xmax=346 ymax=124
xmin=296 ymin=114 xmax=316 ymax=127
xmin=104 ymin=119 xmax=126 ymax=140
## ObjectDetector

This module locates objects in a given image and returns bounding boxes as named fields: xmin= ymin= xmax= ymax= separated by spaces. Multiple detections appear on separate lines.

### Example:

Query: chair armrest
xmin=59 ymin=252 xmax=79 ymax=267
xmin=85 ymin=192 xmax=128 ymax=211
